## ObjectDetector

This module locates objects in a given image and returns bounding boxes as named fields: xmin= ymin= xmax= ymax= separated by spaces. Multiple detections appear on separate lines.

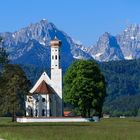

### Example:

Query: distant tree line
xmin=99 ymin=60 xmax=140 ymax=116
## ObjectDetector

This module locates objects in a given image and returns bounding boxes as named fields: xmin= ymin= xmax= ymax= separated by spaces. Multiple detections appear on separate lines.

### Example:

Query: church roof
xmin=53 ymin=36 xmax=59 ymax=41
xmin=34 ymin=80 xmax=53 ymax=94
xmin=50 ymin=36 xmax=61 ymax=46
xmin=29 ymin=72 xmax=55 ymax=94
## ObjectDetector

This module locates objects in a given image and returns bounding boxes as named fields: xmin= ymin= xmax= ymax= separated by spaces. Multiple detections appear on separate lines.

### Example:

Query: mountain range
xmin=1 ymin=19 xmax=140 ymax=67
xmin=1 ymin=19 xmax=140 ymax=116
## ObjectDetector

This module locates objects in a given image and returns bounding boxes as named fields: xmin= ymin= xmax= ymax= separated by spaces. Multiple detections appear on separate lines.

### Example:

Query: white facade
xmin=25 ymin=37 xmax=63 ymax=117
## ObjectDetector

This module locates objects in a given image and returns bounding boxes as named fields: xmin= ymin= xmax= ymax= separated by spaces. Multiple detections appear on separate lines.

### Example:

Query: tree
xmin=0 ymin=36 xmax=9 ymax=70
xmin=63 ymin=60 xmax=106 ymax=117
xmin=0 ymin=37 xmax=10 ymax=117
xmin=0 ymin=37 xmax=30 ymax=121
xmin=1 ymin=64 xmax=31 ymax=121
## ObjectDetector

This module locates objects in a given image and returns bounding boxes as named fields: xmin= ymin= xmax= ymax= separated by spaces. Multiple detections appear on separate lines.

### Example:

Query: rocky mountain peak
xmin=98 ymin=32 xmax=111 ymax=43
xmin=1 ymin=21 xmax=140 ymax=67
xmin=116 ymin=24 xmax=140 ymax=60
xmin=88 ymin=32 xmax=124 ymax=61
xmin=0 ymin=19 xmax=91 ymax=68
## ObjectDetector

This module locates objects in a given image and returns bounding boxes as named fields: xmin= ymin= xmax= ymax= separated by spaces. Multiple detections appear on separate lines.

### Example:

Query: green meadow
xmin=0 ymin=117 xmax=140 ymax=140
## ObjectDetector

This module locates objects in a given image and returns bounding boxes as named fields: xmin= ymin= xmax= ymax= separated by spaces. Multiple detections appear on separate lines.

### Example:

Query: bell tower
xmin=50 ymin=36 xmax=63 ymax=116
xmin=50 ymin=36 xmax=61 ymax=69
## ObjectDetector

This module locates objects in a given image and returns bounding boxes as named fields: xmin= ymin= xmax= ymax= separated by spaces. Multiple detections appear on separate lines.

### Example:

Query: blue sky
xmin=0 ymin=0 xmax=140 ymax=46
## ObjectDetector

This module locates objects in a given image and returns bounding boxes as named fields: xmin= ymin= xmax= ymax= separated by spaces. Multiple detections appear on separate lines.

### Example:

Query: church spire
xmin=50 ymin=36 xmax=61 ymax=69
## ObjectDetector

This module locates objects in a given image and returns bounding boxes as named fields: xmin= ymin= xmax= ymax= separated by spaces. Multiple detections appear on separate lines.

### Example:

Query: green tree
xmin=0 ymin=37 xmax=10 ymax=117
xmin=1 ymin=64 xmax=31 ymax=121
xmin=63 ymin=60 xmax=106 ymax=117
xmin=0 ymin=37 xmax=9 ymax=70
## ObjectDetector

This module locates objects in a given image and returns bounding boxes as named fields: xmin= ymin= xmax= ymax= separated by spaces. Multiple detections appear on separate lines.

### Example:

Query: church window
xmin=52 ymin=55 xmax=54 ymax=59
xmin=50 ymin=98 xmax=52 ymax=103
xmin=42 ymin=98 xmax=45 ymax=102
xmin=42 ymin=109 xmax=45 ymax=116
xmin=55 ymin=55 xmax=57 ymax=60
xmin=35 ymin=109 xmax=38 ymax=117
xmin=36 ymin=98 xmax=39 ymax=102
xmin=28 ymin=96 xmax=33 ymax=102
xmin=29 ymin=96 xmax=32 ymax=99
xmin=30 ymin=109 xmax=33 ymax=117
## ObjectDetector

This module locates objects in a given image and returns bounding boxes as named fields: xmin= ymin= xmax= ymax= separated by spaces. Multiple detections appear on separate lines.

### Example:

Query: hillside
xmin=100 ymin=59 xmax=140 ymax=116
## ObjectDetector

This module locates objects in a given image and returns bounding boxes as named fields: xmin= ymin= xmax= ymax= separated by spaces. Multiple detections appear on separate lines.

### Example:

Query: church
xmin=25 ymin=37 xmax=63 ymax=117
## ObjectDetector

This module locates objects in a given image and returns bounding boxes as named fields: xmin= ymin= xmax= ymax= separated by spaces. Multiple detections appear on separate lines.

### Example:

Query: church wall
xmin=51 ymin=69 xmax=63 ymax=116
xmin=26 ymin=94 xmax=51 ymax=117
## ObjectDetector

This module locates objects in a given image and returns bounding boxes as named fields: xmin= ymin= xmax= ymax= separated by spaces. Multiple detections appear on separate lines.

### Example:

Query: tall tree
xmin=1 ymin=64 xmax=31 ymax=121
xmin=63 ymin=60 xmax=106 ymax=117
xmin=0 ymin=37 xmax=9 ymax=70
xmin=0 ymin=37 xmax=10 ymax=116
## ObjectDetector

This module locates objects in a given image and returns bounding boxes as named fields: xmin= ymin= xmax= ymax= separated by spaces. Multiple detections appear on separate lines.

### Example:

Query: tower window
xmin=55 ymin=55 xmax=57 ymax=60
xmin=52 ymin=55 xmax=54 ymax=60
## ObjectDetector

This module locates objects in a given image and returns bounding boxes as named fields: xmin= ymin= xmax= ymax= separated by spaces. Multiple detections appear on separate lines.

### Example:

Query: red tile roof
xmin=34 ymin=80 xmax=53 ymax=94
xmin=64 ymin=111 xmax=72 ymax=117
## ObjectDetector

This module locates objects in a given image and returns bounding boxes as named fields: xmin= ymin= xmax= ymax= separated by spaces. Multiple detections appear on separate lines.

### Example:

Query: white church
xmin=17 ymin=37 xmax=96 ymax=122
xmin=25 ymin=37 xmax=63 ymax=117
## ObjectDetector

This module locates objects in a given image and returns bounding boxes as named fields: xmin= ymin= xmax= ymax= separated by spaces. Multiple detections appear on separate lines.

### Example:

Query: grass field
xmin=0 ymin=117 xmax=140 ymax=140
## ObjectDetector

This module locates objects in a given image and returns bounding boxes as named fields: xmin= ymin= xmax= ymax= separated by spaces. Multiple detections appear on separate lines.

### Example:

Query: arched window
xmin=55 ymin=55 xmax=57 ymax=60
xmin=42 ymin=109 xmax=45 ymax=116
xmin=52 ymin=55 xmax=54 ymax=60
xmin=35 ymin=109 xmax=38 ymax=117
xmin=30 ymin=108 xmax=33 ymax=117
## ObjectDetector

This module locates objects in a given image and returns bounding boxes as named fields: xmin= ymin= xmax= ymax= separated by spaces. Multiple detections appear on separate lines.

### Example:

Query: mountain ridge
xmin=1 ymin=20 xmax=140 ymax=67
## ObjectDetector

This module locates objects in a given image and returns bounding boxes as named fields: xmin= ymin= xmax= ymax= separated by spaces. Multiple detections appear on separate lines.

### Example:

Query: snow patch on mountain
xmin=125 ymin=55 xmax=133 ymax=60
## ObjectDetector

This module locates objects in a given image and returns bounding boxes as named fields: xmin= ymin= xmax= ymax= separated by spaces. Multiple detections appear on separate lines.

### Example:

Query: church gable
xmin=34 ymin=80 xmax=53 ymax=94
xmin=30 ymin=72 xmax=52 ymax=94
